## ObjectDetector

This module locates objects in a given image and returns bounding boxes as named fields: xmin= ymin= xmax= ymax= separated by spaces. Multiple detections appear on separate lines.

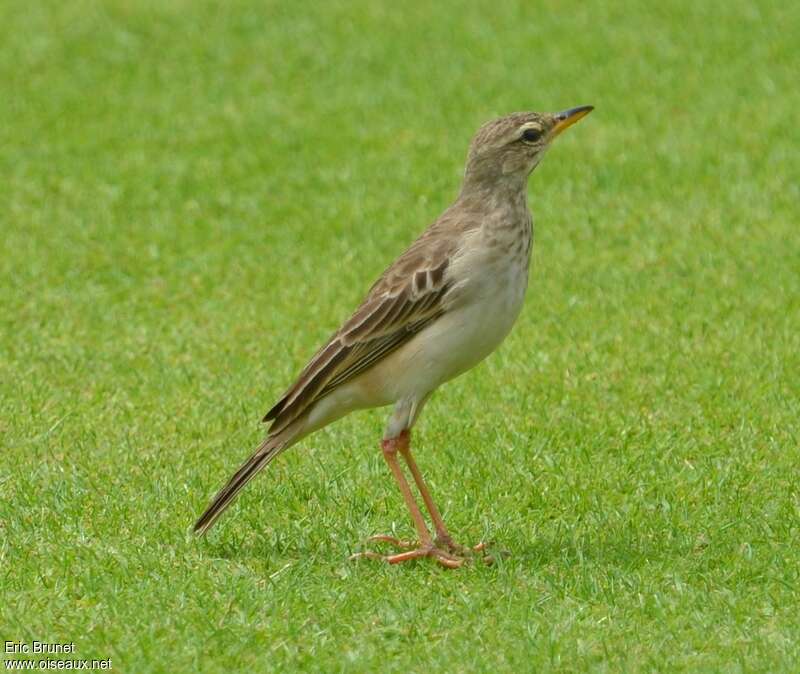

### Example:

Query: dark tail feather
xmin=193 ymin=435 xmax=288 ymax=535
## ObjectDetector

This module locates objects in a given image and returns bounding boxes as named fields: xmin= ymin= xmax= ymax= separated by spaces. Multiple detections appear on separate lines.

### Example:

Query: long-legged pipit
xmin=195 ymin=106 xmax=594 ymax=567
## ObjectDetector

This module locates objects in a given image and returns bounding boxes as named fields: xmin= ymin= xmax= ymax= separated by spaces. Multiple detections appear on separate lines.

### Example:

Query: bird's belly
xmin=364 ymin=261 xmax=529 ymax=402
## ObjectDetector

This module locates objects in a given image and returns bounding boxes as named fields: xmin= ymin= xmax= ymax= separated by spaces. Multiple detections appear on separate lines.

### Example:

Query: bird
xmin=194 ymin=105 xmax=594 ymax=568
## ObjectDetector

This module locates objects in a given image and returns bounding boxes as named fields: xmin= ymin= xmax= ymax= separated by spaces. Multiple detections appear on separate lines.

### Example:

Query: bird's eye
xmin=521 ymin=127 xmax=543 ymax=143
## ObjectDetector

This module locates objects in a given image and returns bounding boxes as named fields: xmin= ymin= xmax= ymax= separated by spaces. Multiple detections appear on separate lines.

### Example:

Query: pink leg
xmin=397 ymin=431 xmax=488 ymax=556
xmin=395 ymin=431 xmax=451 ymax=544
xmin=349 ymin=434 xmax=464 ymax=568
xmin=380 ymin=434 xmax=433 ymax=546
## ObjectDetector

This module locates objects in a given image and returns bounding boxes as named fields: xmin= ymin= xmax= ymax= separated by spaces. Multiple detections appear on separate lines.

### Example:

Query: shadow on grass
xmin=194 ymin=520 xmax=693 ymax=579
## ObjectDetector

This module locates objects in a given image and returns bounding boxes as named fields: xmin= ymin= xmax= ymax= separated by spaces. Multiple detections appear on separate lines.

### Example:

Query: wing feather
xmin=263 ymin=248 xmax=452 ymax=433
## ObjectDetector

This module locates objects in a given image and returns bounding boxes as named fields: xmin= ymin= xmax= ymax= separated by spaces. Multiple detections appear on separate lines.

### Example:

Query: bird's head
xmin=463 ymin=106 xmax=593 ymax=188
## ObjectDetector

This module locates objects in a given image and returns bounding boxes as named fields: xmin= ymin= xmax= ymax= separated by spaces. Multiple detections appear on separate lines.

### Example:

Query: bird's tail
xmin=193 ymin=433 xmax=291 ymax=535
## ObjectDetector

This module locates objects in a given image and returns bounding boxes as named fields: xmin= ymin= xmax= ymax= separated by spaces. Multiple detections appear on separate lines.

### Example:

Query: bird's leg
xmin=380 ymin=433 xmax=433 ymax=547
xmin=395 ymin=431 xmax=451 ymax=545
xmin=350 ymin=433 xmax=464 ymax=568
xmin=397 ymin=431 xmax=489 ymax=558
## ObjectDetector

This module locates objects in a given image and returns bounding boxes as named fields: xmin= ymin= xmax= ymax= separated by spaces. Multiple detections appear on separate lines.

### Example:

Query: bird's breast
xmin=345 ymin=214 xmax=533 ymax=406
xmin=448 ymin=216 xmax=532 ymax=310
xmin=367 ymin=224 xmax=532 ymax=401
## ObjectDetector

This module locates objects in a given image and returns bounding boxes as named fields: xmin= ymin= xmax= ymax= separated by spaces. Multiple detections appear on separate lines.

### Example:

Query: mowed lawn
xmin=2 ymin=1 xmax=799 ymax=671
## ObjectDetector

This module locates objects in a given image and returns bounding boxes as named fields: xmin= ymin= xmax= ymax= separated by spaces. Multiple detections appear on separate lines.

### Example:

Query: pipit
xmin=195 ymin=106 xmax=594 ymax=568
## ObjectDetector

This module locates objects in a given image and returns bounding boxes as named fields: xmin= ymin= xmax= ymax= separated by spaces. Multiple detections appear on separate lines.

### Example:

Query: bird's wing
xmin=263 ymin=231 xmax=457 ymax=434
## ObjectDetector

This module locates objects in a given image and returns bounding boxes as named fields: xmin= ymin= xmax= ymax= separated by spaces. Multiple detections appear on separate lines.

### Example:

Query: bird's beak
xmin=551 ymin=105 xmax=594 ymax=137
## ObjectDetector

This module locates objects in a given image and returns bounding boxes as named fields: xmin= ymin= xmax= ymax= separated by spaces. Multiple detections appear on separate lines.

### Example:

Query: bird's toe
xmin=365 ymin=534 xmax=415 ymax=549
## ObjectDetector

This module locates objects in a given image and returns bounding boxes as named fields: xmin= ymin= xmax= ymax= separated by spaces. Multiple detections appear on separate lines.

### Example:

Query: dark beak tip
xmin=558 ymin=105 xmax=594 ymax=120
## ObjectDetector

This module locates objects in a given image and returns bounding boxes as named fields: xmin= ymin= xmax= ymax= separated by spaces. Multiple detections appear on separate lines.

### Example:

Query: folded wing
xmin=263 ymin=234 xmax=455 ymax=434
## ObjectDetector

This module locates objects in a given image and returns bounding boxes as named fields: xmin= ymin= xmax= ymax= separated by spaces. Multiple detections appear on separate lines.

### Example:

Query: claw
xmin=365 ymin=534 xmax=415 ymax=549
xmin=351 ymin=543 xmax=465 ymax=568
xmin=387 ymin=545 xmax=464 ymax=568
xmin=433 ymin=536 xmax=494 ymax=563
xmin=350 ymin=534 xmax=503 ymax=568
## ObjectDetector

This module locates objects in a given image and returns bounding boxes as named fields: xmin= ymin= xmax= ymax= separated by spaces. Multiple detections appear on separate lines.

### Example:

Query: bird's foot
xmin=350 ymin=534 xmax=494 ymax=568
xmin=363 ymin=534 xmax=415 ymax=549
xmin=350 ymin=541 xmax=466 ymax=569
xmin=434 ymin=535 xmax=496 ymax=563
xmin=436 ymin=535 xmax=485 ymax=555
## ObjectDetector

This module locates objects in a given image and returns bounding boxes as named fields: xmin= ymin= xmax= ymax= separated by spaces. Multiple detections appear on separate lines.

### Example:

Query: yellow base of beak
xmin=552 ymin=105 xmax=594 ymax=137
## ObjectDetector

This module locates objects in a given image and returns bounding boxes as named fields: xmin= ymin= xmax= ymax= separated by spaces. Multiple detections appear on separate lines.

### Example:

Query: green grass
xmin=2 ymin=1 xmax=799 ymax=671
